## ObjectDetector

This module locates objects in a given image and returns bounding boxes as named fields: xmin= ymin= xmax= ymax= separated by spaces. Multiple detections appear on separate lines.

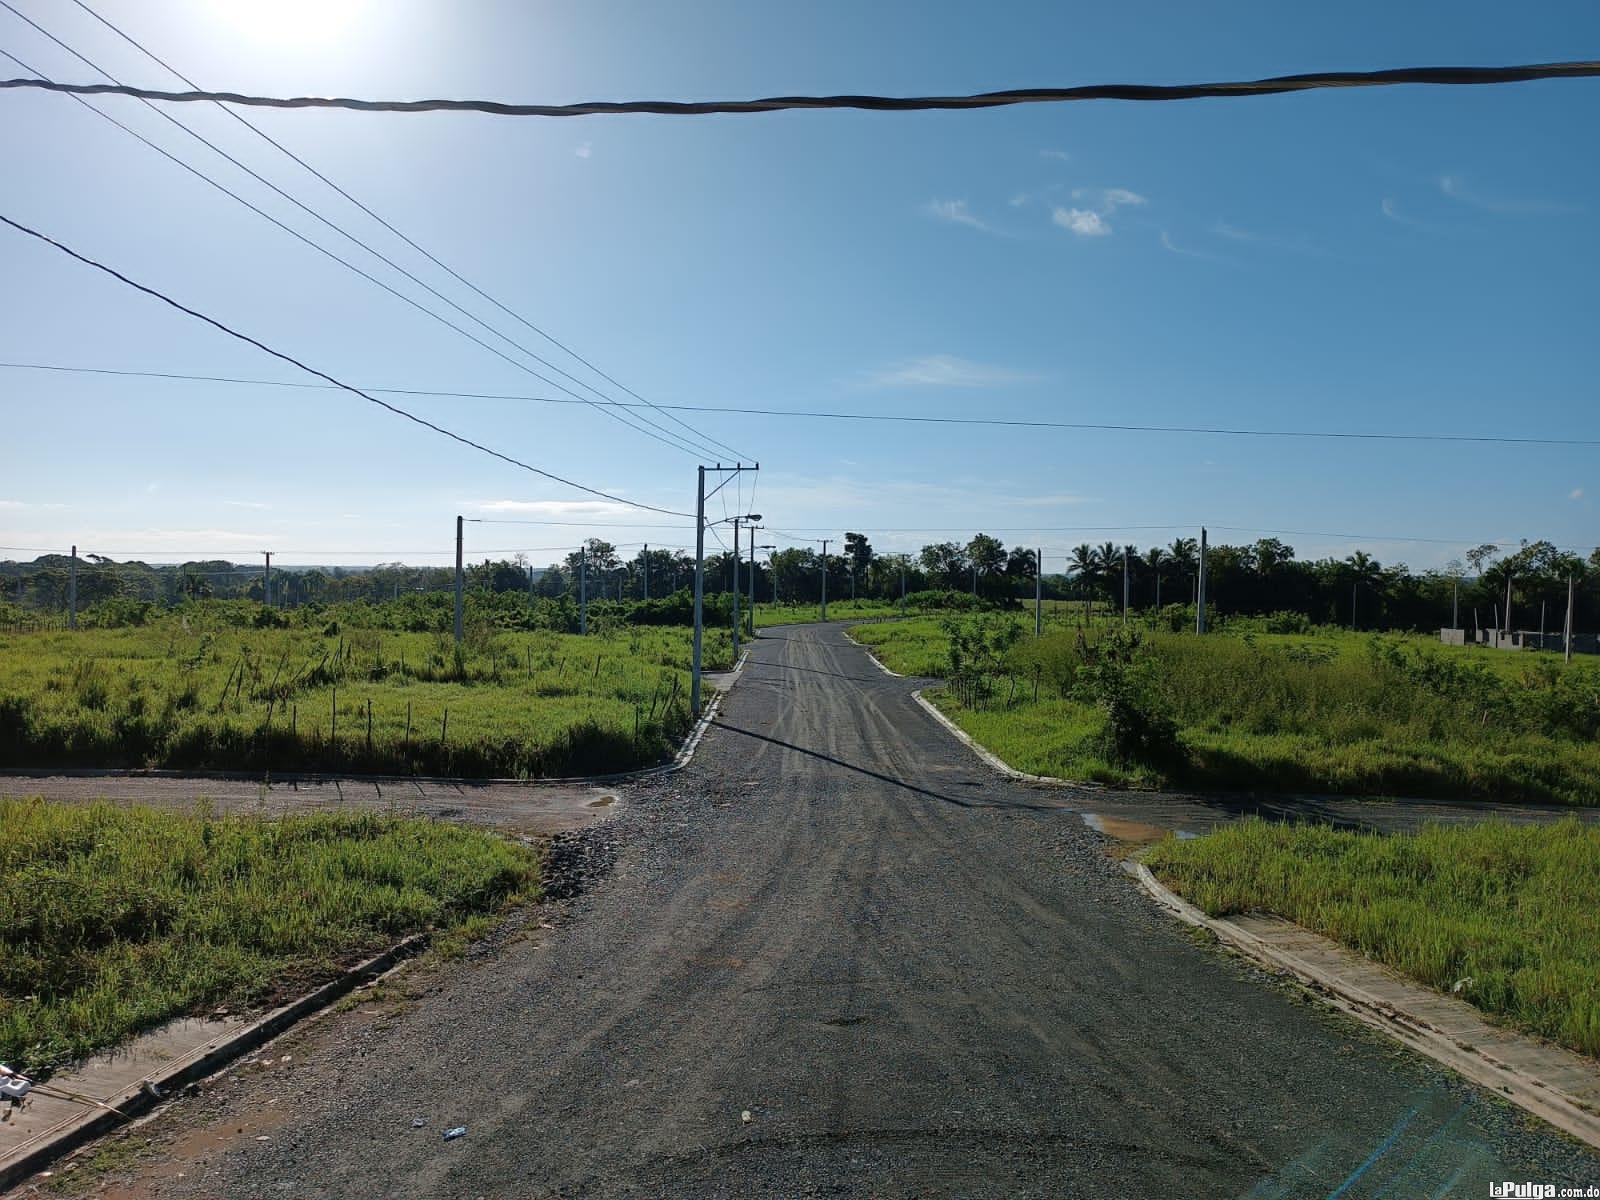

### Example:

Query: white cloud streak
xmin=1053 ymin=207 xmax=1110 ymax=237
xmin=924 ymin=198 xmax=995 ymax=233
xmin=864 ymin=355 xmax=1041 ymax=388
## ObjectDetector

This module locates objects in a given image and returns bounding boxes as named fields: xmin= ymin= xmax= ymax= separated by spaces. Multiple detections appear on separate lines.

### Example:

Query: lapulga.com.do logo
xmin=1489 ymin=1188 xmax=1554 ymax=1199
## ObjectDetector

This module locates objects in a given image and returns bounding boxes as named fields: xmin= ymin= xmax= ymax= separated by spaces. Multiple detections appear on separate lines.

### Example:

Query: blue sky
xmin=2 ymin=0 xmax=1596 ymax=572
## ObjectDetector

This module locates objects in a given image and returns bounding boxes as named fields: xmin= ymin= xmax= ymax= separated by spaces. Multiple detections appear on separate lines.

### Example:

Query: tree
xmin=919 ymin=542 xmax=968 ymax=589
xmin=844 ymin=532 xmax=874 ymax=579
xmin=1069 ymin=544 xmax=1100 ymax=597
xmin=966 ymin=534 xmax=1007 ymax=596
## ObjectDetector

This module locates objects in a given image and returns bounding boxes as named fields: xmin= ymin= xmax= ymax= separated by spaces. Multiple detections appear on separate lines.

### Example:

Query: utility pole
xmin=68 ymin=544 xmax=77 ymax=629
xmin=691 ymin=463 xmax=758 ymax=715
xmin=1504 ymin=573 xmax=1514 ymax=636
xmin=1540 ymin=599 xmax=1547 ymax=649
xmin=527 ymin=565 xmax=534 ymax=600
xmin=731 ymin=517 xmax=742 ymax=659
xmin=579 ymin=545 xmax=588 ymax=635
xmin=747 ymin=525 xmax=760 ymax=634
xmin=1351 ymin=582 xmax=1358 ymax=632
xmin=453 ymin=515 xmax=464 ymax=645
xmin=1122 ymin=547 xmax=1129 ymax=626
xmin=642 ymin=544 xmax=649 ymax=601
xmin=1035 ymin=547 xmax=1043 ymax=637
xmin=1453 ymin=576 xmax=1459 ymax=629
xmin=1564 ymin=573 xmax=1575 ymax=664
xmin=900 ymin=563 xmax=906 ymax=613
xmin=820 ymin=539 xmax=830 ymax=621
xmin=262 ymin=551 xmax=273 ymax=608
xmin=971 ymin=563 xmax=977 ymax=599
xmin=1196 ymin=528 xmax=1208 ymax=634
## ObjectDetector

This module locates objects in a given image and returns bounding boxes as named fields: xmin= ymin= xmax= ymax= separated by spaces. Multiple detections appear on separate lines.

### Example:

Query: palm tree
xmin=1344 ymin=550 xmax=1384 ymax=629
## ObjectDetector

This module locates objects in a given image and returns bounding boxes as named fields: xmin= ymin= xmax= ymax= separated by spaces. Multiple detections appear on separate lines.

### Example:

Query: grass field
xmin=753 ymin=599 xmax=908 ymax=627
xmin=1146 ymin=819 xmax=1600 ymax=1057
xmin=0 ymin=797 xmax=539 ymax=1072
xmin=851 ymin=616 xmax=1600 ymax=804
xmin=0 ymin=606 xmax=733 ymax=777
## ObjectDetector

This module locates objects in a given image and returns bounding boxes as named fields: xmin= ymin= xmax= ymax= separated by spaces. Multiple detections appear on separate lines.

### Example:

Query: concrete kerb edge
xmin=840 ymin=629 xmax=903 ymax=678
xmin=0 ymin=651 xmax=752 ymax=795
xmin=0 ymin=933 xmax=430 ymax=1193
xmin=1124 ymin=860 xmax=1600 ymax=1151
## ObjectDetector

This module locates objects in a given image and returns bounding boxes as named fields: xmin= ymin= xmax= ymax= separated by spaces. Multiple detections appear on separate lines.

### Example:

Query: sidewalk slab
xmin=1128 ymin=860 xmax=1600 ymax=1150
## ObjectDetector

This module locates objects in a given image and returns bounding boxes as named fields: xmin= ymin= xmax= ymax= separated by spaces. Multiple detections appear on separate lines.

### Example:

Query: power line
xmin=63 ymin=0 xmax=749 ymax=465
xmin=3 ymin=61 xmax=1596 ymax=118
xmin=466 ymin=518 xmax=692 ymax=529
xmin=0 ymin=211 xmax=692 ymax=517
xmin=8 ymin=361 xmax=1597 ymax=449
xmin=0 ymin=10 xmax=725 ymax=463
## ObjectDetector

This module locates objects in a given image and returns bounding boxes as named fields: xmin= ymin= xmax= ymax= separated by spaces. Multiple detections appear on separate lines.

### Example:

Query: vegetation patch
xmin=0 ymin=600 xmax=732 ymax=777
xmin=1146 ymin=819 xmax=1600 ymax=1057
xmin=0 ymin=797 xmax=539 ymax=1072
xmin=852 ymin=615 xmax=1600 ymax=804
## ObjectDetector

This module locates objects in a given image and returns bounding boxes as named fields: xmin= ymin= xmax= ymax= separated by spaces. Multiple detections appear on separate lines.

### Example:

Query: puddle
xmin=1081 ymin=813 xmax=1198 ymax=843
xmin=586 ymin=795 xmax=617 ymax=809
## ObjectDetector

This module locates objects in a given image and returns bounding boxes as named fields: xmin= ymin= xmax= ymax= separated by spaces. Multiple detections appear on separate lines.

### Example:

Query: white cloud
xmin=1379 ymin=196 xmax=1446 ymax=233
xmin=1073 ymin=187 xmax=1146 ymax=212
xmin=1438 ymin=172 xmax=1578 ymax=216
xmin=864 ymin=355 xmax=1041 ymax=388
xmin=223 ymin=499 xmax=271 ymax=510
xmin=474 ymin=499 xmax=640 ymax=518
xmin=1571 ymin=488 xmax=1585 ymax=501
xmin=1159 ymin=230 xmax=1217 ymax=260
xmin=924 ymin=199 xmax=994 ymax=233
xmin=0 ymin=499 xmax=66 ymax=511
xmin=574 ymin=142 xmax=592 ymax=159
xmin=1052 ymin=187 xmax=1146 ymax=237
xmin=1053 ymin=207 xmax=1110 ymax=237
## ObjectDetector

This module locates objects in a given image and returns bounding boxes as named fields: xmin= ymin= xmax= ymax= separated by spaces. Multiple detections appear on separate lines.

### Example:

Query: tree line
xmin=6 ymin=532 xmax=1597 ymax=633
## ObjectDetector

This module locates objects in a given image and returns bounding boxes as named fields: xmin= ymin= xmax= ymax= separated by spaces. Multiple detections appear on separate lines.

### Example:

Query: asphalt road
xmin=66 ymin=622 xmax=1600 ymax=1198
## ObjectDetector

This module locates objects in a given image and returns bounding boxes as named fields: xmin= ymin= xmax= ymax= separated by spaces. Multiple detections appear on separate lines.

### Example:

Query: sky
xmin=1 ymin=0 xmax=1597 ymax=574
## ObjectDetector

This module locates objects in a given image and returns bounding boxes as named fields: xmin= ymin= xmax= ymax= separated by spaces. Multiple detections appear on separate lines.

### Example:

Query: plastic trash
xmin=411 ymin=1117 xmax=426 ymax=1129
xmin=0 ymin=1064 xmax=31 ymax=1102
xmin=443 ymin=1126 xmax=467 ymax=1141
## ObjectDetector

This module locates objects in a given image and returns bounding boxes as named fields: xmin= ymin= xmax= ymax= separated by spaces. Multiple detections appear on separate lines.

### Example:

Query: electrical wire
xmin=64 ymin=0 xmax=750 ymax=465
xmin=0 ymin=13 xmax=723 ymax=463
xmin=3 ymin=61 xmax=1596 ymax=118
xmin=0 ymin=210 xmax=692 ymax=517
xmin=7 ymin=362 xmax=1596 ymax=449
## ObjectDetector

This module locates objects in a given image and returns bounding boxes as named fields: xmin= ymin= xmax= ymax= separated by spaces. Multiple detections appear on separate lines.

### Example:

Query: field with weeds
xmin=0 ymin=797 xmax=539 ymax=1072
xmin=0 ymin=601 xmax=733 ymax=777
xmin=754 ymin=599 xmax=905 ymax=627
xmin=1147 ymin=819 xmax=1600 ymax=1057
xmin=851 ymin=615 xmax=1600 ymax=804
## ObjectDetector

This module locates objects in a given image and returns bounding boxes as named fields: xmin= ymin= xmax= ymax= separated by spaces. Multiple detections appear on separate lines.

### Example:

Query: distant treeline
xmin=5 ymin=529 xmax=1597 ymax=633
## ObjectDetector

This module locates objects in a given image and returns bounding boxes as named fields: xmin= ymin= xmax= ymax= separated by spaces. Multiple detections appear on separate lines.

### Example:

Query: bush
xmin=1263 ymin=610 xmax=1313 ymax=635
xmin=1074 ymin=627 xmax=1181 ymax=767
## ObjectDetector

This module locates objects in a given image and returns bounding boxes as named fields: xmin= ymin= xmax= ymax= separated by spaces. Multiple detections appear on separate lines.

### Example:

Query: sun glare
xmin=216 ymin=0 xmax=368 ymax=46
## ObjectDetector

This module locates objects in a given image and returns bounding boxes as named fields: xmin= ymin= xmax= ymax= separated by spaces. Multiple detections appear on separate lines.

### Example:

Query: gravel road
xmin=50 ymin=622 xmax=1600 ymax=1198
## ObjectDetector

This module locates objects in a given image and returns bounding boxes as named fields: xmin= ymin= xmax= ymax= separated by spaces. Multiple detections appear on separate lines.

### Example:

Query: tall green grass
xmin=0 ymin=798 xmax=539 ymax=1071
xmin=0 ymin=609 xmax=733 ymax=777
xmin=852 ymin=619 xmax=1600 ymax=804
xmin=1147 ymin=819 xmax=1600 ymax=1057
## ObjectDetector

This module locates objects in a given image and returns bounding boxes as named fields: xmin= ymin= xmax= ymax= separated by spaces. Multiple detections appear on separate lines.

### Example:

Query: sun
xmin=216 ymin=0 xmax=369 ymax=46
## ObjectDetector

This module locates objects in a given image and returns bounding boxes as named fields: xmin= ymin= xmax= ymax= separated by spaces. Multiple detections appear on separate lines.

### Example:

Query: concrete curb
xmin=840 ymin=629 xmax=905 ymax=678
xmin=0 ymin=934 xmax=430 ymax=1192
xmin=0 ymin=653 xmax=750 ymax=794
xmin=1126 ymin=860 xmax=1600 ymax=1151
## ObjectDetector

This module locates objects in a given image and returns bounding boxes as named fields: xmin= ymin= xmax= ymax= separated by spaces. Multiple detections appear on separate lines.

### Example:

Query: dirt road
xmin=49 ymin=623 xmax=1600 ymax=1198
